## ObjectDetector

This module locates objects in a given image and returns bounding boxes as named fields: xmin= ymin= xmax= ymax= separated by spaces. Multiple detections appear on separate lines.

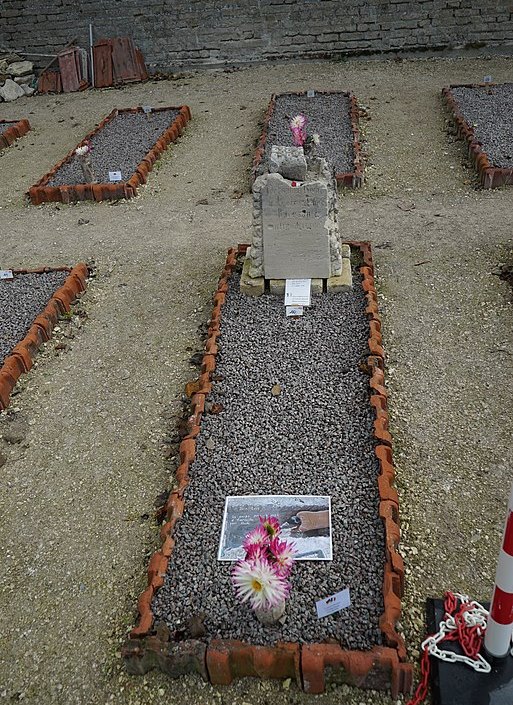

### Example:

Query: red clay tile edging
xmin=123 ymin=244 xmax=411 ymax=696
xmin=27 ymin=106 xmax=191 ymax=204
xmin=442 ymin=84 xmax=513 ymax=189
xmin=252 ymin=91 xmax=364 ymax=187
xmin=0 ymin=264 xmax=88 ymax=410
xmin=0 ymin=119 xmax=31 ymax=150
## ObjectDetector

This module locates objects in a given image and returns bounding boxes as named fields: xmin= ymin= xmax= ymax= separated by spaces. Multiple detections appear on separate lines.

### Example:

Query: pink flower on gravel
xmin=232 ymin=558 xmax=289 ymax=610
xmin=290 ymin=114 xmax=307 ymax=147
xmin=268 ymin=537 xmax=297 ymax=576
xmin=290 ymin=114 xmax=307 ymax=129
xmin=259 ymin=515 xmax=281 ymax=538
xmin=242 ymin=525 xmax=269 ymax=553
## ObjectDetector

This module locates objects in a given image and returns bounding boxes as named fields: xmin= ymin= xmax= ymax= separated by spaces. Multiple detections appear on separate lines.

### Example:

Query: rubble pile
xmin=0 ymin=54 xmax=35 ymax=101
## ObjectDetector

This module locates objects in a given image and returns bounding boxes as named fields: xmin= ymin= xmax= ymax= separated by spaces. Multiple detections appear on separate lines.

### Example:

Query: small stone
xmin=271 ymin=384 xmax=282 ymax=396
xmin=0 ymin=78 xmax=25 ymax=102
xmin=205 ymin=437 xmax=215 ymax=450
xmin=21 ymin=84 xmax=34 ymax=96
xmin=7 ymin=60 xmax=33 ymax=77
xmin=0 ymin=451 xmax=6 ymax=467
xmin=2 ymin=422 xmax=27 ymax=444
xmin=14 ymin=74 xmax=35 ymax=85
xmin=282 ymin=678 xmax=291 ymax=690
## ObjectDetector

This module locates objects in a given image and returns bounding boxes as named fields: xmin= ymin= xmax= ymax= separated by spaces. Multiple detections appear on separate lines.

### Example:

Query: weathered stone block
xmin=240 ymin=250 xmax=264 ymax=296
xmin=7 ymin=60 xmax=33 ymax=77
xmin=0 ymin=78 xmax=25 ymax=101
xmin=269 ymin=145 xmax=307 ymax=181
xmin=327 ymin=257 xmax=352 ymax=293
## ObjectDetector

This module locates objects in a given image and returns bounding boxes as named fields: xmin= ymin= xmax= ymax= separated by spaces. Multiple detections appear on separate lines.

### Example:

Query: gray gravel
xmin=0 ymin=121 xmax=17 ymax=136
xmin=258 ymin=92 xmax=355 ymax=176
xmin=0 ymin=271 xmax=68 ymax=366
xmin=152 ymin=266 xmax=385 ymax=649
xmin=47 ymin=109 xmax=180 ymax=186
xmin=450 ymin=83 xmax=513 ymax=168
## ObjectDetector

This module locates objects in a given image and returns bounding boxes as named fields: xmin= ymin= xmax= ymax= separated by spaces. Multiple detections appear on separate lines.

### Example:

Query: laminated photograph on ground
xmin=218 ymin=495 xmax=332 ymax=561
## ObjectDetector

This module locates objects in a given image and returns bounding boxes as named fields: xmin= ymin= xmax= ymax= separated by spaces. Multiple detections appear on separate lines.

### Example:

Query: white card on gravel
xmin=0 ymin=270 xmax=13 ymax=280
xmin=285 ymin=279 xmax=311 ymax=307
xmin=307 ymin=89 xmax=315 ymax=98
xmin=286 ymin=305 xmax=304 ymax=317
xmin=108 ymin=171 xmax=122 ymax=182
xmin=316 ymin=588 xmax=351 ymax=618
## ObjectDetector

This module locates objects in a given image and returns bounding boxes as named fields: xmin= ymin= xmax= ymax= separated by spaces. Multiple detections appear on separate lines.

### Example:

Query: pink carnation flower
xmin=269 ymin=537 xmax=297 ymax=576
xmin=242 ymin=525 xmax=269 ymax=553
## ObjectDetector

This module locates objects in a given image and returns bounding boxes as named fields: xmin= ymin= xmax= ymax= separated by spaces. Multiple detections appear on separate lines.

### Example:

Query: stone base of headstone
xmin=327 ymin=256 xmax=352 ymax=293
xmin=269 ymin=278 xmax=323 ymax=296
xmin=240 ymin=249 xmax=264 ymax=296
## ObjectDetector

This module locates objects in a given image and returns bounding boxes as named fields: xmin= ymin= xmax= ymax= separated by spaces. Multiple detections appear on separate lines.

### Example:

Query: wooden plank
xmin=93 ymin=39 xmax=113 ymax=88
xmin=112 ymin=37 xmax=139 ymax=83
xmin=135 ymin=48 xmax=148 ymax=81
xmin=58 ymin=47 xmax=80 ymax=92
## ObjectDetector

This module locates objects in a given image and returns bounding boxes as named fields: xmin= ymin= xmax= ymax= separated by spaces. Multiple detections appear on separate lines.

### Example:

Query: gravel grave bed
xmin=257 ymin=92 xmax=355 ymax=177
xmin=0 ymin=271 xmax=68 ymax=367
xmin=450 ymin=84 xmax=513 ymax=168
xmin=47 ymin=110 xmax=180 ymax=186
xmin=152 ymin=264 xmax=385 ymax=650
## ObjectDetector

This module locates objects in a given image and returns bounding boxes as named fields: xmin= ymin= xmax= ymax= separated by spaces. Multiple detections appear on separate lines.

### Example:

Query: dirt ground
xmin=1 ymin=54 xmax=513 ymax=705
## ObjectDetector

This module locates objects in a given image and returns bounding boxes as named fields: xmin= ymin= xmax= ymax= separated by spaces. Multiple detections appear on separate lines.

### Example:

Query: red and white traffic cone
xmin=484 ymin=482 xmax=513 ymax=658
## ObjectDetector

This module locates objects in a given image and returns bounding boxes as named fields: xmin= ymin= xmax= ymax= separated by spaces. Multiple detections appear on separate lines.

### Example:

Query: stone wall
xmin=1 ymin=0 xmax=512 ymax=71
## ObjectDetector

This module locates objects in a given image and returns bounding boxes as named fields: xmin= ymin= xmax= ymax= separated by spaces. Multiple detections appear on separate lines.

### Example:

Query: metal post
xmin=484 ymin=482 xmax=513 ymax=658
xmin=89 ymin=24 xmax=94 ymax=88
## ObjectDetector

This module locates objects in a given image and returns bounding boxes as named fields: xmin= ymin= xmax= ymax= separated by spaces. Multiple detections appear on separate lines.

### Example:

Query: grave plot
xmin=124 ymin=244 xmax=411 ymax=697
xmin=27 ymin=106 xmax=191 ymax=204
xmin=0 ymin=119 xmax=31 ymax=150
xmin=0 ymin=265 xmax=87 ymax=410
xmin=253 ymin=91 xmax=363 ymax=187
xmin=443 ymin=83 xmax=513 ymax=189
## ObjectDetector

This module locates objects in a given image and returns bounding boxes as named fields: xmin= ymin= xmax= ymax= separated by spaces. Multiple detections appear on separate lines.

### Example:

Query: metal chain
xmin=420 ymin=593 xmax=491 ymax=673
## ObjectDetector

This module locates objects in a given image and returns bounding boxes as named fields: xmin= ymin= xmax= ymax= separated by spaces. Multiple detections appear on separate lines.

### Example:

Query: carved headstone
xmin=247 ymin=155 xmax=342 ymax=281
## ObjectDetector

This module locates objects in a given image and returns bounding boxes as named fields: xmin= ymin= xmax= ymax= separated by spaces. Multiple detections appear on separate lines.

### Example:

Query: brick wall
xmin=1 ymin=0 xmax=512 ymax=71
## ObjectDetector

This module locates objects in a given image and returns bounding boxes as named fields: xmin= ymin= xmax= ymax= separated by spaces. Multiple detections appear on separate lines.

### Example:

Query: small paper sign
xmin=0 ymin=270 xmax=14 ymax=280
xmin=316 ymin=588 xmax=351 ymax=618
xmin=483 ymin=75 xmax=493 ymax=83
xmin=285 ymin=279 xmax=311 ymax=307
xmin=286 ymin=305 xmax=304 ymax=317
xmin=307 ymin=89 xmax=315 ymax=98
xmin=108 ymin=171 xmax=122 ymax=182
xmin=142 ymin=105 xmax=153 ymax=114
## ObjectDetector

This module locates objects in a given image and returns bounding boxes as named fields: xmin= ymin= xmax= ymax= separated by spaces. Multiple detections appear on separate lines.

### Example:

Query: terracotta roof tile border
xmin=0 ymin=119 xmax=31 ymax=150
xmin=0 ymin=264 xmax=88 ymax=410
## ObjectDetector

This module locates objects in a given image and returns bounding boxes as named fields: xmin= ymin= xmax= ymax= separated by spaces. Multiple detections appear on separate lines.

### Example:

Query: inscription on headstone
xmin=261 ymin=174 xmax=331 ymax=279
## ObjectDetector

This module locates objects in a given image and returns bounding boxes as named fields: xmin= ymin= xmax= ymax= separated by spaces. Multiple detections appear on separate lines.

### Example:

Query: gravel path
xmin=258 ymin=92 xmax=355 ymax=176
xmin=450 ymin=83 xmax=513 ymax=168
xmin=0 ymin=271 xmax=68 ymax=366
xmin=47 ymin=109 xmax=180 ymax=186
xmin=1 ymin=56 xmax=513 ymax=705
xmin=153 ymin=268 xmax=384 ymax=649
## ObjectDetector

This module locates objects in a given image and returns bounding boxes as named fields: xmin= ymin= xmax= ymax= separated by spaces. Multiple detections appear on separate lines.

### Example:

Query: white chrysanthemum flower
xmin=289 ymin=114 xmax=307 ymax=129
xmin=75 ymin=145 xmax=89 ymax=157
xmin=312 ymin=133 xmax=320 ymax=145
xmin=232 ymin=558 xmax=289 ymax=610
